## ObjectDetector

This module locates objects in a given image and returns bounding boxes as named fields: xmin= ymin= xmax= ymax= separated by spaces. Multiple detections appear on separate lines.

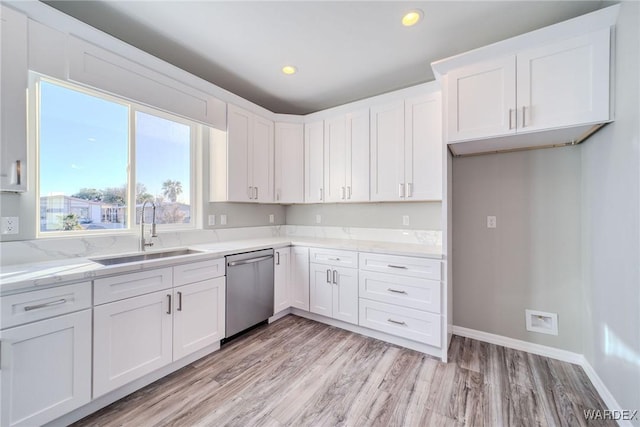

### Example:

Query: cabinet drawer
xmin=359 ymin=299 xmax=441 ymax=347
xmin=309 ymin=248 xmax=357 ymax=268
xmin=174 ymin=258 xmax=225 ymax=286
xmin=359 ymin=271 xmax=440 ymax=314
xmin=359 ymin=252 xmax=441 ymax=280
xmin=1 ymin=282 xmax=92 ymax=329
xmin=94 ymin=267 xmax=172 ymax=305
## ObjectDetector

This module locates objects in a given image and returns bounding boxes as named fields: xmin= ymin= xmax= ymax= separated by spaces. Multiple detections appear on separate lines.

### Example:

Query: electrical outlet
xmin=269 ymin=214 xmax=275 ymax=224
xmin=208 ymin=215 xmax=216 ymax=226
xmin=525 ymin=309 xmax=558 ymax=335
xmin=487 ymin=216 xmax=497 ymax=228
xmin=220 ymin=214 xmax=227 ymax=225
xmin=315 ymin=214 xmax=322 ymax=224
xmin=1 ymin=217 xmax=19 ymax=234
xmin=402 ymin=215 xmax=410 ymax=226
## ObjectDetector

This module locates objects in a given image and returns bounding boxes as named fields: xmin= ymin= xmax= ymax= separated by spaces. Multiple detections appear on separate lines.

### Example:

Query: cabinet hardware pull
xmin=407 ymin=182 xmax=413 ymax=198
xmin=15 ymin=160 xmax=21 ymax=186
xmin=521 ymin=106 xmax=527 ymax=128
xmin=508 ymin=108 xmax=514 ymax=130
xmin=399 ymin=183 xmax=405 ymax=198
xmin=387 ymin=318 xmax=407 ymax=325
xmin=24 ymin=298 xmax=67 ymax=311
xmin=228 ymin=255 xmax=273 ymax=267
xmin=387 ymin=288 xmax=407 ymax=294
xmin=326 ymin=269 xmax=331 ymax=283
xmin=167 ymin=294 xmax=172 ymax=315
xmin=387 ymin=264 xmax=408 ymax=269
xmin=319 ymin=188 xmax=323 ymax=201
xmin=276 ymin=251 xmax=280 ymax=265
xmin=254 ymin=187 xmax=259 ymax=199
xmin=248 ymin=187 xmax=253 ymax=199
xmin=177 ymin=292 xmax=183 ymax=311
xmin=341 ymin=186 xmax=346 ymax=200
xmin=347 ymin=186 xmax=352 ymax=199
xmin=328 ymin=257 xmax=340 ymax=261
xmin=332 ymin=270 xmax=338 ymax=285
xmin=276 ymin=191 xmax=280 ymax=201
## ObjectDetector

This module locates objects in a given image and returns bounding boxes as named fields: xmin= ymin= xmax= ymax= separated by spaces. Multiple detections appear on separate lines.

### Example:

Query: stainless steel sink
xmin=91 ymin=249 xmax=205 ymax=266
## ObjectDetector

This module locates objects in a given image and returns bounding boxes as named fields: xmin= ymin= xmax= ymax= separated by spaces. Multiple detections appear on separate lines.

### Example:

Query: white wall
xmin=581 ymin=1 xmax=640 ymax=418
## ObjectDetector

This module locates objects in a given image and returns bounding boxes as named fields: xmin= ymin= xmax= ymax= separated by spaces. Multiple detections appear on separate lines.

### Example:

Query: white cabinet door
xmin=346 ymin=108 xmax=370 ymax=202
xmin=291 ymin=247 xmax=310 ymax=311
xmin=252 ymin=115 xmax=274 ymax=202
xmin=370 ymin=101 xmax=405 ymax=201
xmin=274 ymin=247 xmax=291 ymax=314
xmin=324 ymin=116 xmax=347 ymax=202
xmin=274 ymin=123 xmax=304 ymax=203
xmin=227 ymin=104 xmax=252 ymax=202
xmin=173 ymin=277 xmax=225 ymax=360
xmin=332 ymin=266 xmax=358 ymax=325
xmin=447 ymin=56 xmax=516 ymax=142
xmin=0 ymin=6 xmax=28 ymax=192
xmin=304 ymin=121 xmax=324 ymax=203
xmin=516 ymin=28 xmax=610 ymax=133
xmin=0 ymin=310 xmax=91 ymax=427
xmin=93 ymin=290 xmax=173 ymax=398
xmin=405 ymin=92 xmax=442 ymax=201
xmin=309 ymin=264 xmax=333 ymax=317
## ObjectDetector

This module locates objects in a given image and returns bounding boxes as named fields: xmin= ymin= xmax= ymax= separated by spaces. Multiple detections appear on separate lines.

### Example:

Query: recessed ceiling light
xmin=282 ymin=65 xmax=297 ymax=75
xmin=402 ymin=10 xmax=423 ymax=27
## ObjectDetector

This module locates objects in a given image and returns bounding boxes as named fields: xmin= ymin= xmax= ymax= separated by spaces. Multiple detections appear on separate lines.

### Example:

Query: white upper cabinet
xmin=226 ymin=104 xmax=274 ymax=203
xmin=304 ymin=121 xmax=324 ymax=203
xmin=274 ymin=123 xmax=304 ymax=203
xmin=447 ymin=56 xmax=516 ymax=142
xmin=370 ymin=92 xmax=442 ymax=202
xmin=1 ymin=5 xmax=28 ymax=192
xmin=324 ymin=109 xmax=370 ymax=203
xmin=370 ymin=101 xmax=405 ymax=201
xmin=435 ymin=5 xmax=618 ymax=156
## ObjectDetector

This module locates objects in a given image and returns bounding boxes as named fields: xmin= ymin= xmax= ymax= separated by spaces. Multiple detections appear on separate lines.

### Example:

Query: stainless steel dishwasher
xmin=225 ymin=249 xmax=274 ymax=339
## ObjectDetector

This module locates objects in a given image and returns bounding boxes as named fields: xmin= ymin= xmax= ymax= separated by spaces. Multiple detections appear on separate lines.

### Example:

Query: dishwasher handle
xmin=227 ymin=255 xmax=274 ymax=267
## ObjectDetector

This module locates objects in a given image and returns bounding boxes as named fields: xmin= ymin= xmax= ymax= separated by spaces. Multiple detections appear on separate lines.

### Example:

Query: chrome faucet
xmin=140 ymin=200 xmax=158 ymax=251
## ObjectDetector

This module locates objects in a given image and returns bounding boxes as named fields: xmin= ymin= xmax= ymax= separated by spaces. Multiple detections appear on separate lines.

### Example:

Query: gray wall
xmin=206 ymin=202 xmax=285 ymax=229
xmin=452 ymin=147 xmax=583 ymax=352
xmin=581 ymin=0 xmax=640 ymax=417
xmin=285 ymin=202 xmax=442 ymax=230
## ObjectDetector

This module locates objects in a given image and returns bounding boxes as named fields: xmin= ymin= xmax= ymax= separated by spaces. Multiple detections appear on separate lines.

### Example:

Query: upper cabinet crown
xmin=433 ymin=5 xmax=619 ymax=156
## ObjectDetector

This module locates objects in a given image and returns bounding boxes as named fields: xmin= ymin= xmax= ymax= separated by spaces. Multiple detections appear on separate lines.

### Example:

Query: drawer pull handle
xmin=327 ymin=269 xmax=331 ymax=283
xmin=24 ymin=299 xmax=67 ymax=311
xmin=177 ymin=291 xmax=183 ymax=311
xmin=333 ymin=270 xmax=338 ymax=285
xmin=167 ymin=294 xmax=172 ymax=315
xmin=387 ymin=288 xmax=407 ymax=294
xmin=328 ymin=257 xmax=340 ymax=261
xmin=387 ymin=318 xmax=407 ymax=326
xmin=387 ymin=264 xmax=408 ymax=269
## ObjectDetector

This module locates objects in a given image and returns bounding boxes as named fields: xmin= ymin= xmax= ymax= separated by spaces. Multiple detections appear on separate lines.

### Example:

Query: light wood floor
xmin=74 ymin=315 xmax=613 ymax=426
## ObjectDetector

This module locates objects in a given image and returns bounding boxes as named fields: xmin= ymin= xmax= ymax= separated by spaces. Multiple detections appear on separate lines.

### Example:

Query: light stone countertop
xmin=0 ymin=236 xmax=442 ymax=296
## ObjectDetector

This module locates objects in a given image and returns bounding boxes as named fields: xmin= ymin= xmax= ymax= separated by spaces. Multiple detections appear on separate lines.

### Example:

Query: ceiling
xmin=43 ymin=1 xmax=608 ymax=115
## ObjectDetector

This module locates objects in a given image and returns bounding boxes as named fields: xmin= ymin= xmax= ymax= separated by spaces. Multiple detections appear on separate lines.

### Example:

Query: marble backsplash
xmin=0 ymin=225 xmax=441 ymax=266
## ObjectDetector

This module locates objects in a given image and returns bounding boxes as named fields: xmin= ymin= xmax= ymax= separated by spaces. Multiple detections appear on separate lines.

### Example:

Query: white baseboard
xmin=453 ymin=325 xmax=631 ymax=427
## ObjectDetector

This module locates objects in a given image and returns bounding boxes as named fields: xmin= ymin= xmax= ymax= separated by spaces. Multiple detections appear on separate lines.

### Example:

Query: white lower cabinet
xmin=290 ymin=247 xmax=310 ymax=310
xmin=274 ymin=247 xmax=291 ymax=314
xmin=173 ymin=277 xmax=225 ymax=360
xmin=93 ymin=290 xmax=173 ymax=398
xmin=309 ymin=263 xmax=358 ymax=325
xmin=0 ymin=309 xmax=92 ymax=427
xmin=93 ymin=260 xmax=226 ymax=398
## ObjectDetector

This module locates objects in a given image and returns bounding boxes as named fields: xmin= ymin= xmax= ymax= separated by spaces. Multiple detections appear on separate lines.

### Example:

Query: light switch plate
xmin=208 ymin=215 xmax=216 ymax=226
xmin=315 ymin=214 xmax=322 ymax=224
xmin=220 ymin=214 xmax=227 ymax=225
xmin=402 ymin=215 xmax=410 ymax=226
xmin=269 ymin=214 xmax=275 ymax=224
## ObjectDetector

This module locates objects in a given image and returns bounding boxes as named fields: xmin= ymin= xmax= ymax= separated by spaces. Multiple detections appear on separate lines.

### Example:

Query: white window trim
xmin=31 ymin=73 xmax=202 ymax=238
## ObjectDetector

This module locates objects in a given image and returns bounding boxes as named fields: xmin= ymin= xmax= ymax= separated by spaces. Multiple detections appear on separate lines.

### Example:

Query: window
xmin=36 ymin=76 xmax=198 ymax=235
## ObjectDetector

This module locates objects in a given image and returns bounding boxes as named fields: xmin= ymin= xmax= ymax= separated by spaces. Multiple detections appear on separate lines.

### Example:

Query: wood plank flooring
xmin=73 ymin=315 xmax=614 ymax=427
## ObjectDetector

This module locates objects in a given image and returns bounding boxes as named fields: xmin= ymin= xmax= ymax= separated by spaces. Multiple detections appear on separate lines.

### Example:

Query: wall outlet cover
xmin=269 ymin=214 xmax=275 ymax=224
xmin=1 ymin=217 xmax=19 ymax=234
xmin=525 ymin=309 xmax=558 ymax=336
xmin=402 ymin=215 xmax=410 ymax=226
xmin=220 ymin=214 xmax=227 ymax=225
xmin=315 ymin=214 xmax=322 ymax=224
xmin=487 ymin=215 xmax=497 ymax=228
xmin=208 ymin=214 xmax=216 ymax=226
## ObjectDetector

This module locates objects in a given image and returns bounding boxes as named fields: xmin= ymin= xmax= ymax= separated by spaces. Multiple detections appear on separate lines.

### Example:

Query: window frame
xmin=31 ymin=73 xmax=201 ymax=238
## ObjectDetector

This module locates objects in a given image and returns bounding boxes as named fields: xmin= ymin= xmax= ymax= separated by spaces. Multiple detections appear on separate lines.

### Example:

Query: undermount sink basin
xmin=91 ymin=249 xmax=205 ymax=266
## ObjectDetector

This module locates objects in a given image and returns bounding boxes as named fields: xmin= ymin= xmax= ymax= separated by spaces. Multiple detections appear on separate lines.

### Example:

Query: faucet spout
xmin=140 ymin=200 xmax=158 ymax=252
